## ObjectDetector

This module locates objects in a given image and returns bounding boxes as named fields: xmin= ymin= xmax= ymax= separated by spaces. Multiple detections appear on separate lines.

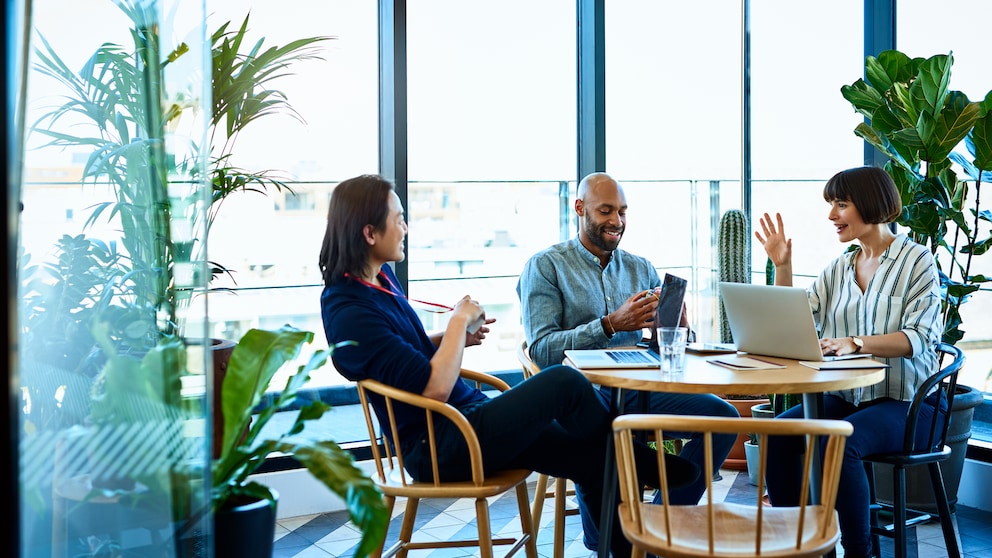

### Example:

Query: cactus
xmin=718 ymin=209 xmax=750 ymax=343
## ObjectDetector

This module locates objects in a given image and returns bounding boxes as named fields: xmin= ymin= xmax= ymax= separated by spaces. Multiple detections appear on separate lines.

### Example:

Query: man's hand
xmin=608 ymin=289 xmax=660 ymax=332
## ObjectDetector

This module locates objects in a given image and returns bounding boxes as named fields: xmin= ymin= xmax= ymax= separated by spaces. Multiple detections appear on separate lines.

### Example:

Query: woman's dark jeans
xmin=765 ymin=394 xmax=945 ymax=558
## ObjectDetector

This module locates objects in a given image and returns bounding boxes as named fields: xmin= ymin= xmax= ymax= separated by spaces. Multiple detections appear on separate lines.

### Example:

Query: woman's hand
xmin=819 ymin=336 xmax=859 ymax=357
xmin=465 ymin=317 xmax=496 ymax=347
xmin=755 ymin=212 xmax=792 ymax=267
xmin=452 ymin=295 xmax=492 ymax=347
xmin=452 ymin=295 xmax=485 ymax=324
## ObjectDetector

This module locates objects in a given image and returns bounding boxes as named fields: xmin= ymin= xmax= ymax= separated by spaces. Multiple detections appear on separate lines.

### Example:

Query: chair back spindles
xmin=865 ymin=342 xmax=965 ymax=558
xmin=356 ymin=370 xmax=538 ymax=558
xmin=614 ymin=415 xmax=852 ymax=558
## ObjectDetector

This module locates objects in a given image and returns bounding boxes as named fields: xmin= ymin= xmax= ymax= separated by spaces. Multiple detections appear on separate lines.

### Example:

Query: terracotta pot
xmin=186 ymin=337 xmax=237 ymax=459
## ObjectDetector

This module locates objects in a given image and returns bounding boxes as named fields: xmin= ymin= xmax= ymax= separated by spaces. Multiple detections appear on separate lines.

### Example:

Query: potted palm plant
xmin=840 ymin=48 xmax=990 ymax=512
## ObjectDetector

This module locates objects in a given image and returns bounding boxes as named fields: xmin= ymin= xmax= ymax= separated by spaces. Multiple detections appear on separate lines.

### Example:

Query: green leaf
xmin=869 ymin=104 xmax=907 ymax=135
xmin=969 ymin=109 xmax=992 ymax=171
xmin=284 ymin=441 xmax=388 ymax=558
xmin=841 ymin=79 xmax=883 ymax=117
xmin=221 ymin=326 xmax=313 ymax=454
xmin=962 ymin=236 xmax=992 ymax=256
xmin=911 ymin=53 xmax=952 ymax=118
xmin=918 ymin=91 xmax=980 ymax=162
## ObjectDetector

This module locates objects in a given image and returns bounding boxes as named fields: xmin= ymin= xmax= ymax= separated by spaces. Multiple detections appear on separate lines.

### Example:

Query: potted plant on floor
xmin=718 ymin=393 xmax=769 ymax=471
xmin=744 ymin=394 xmax=801 ymax=486
xmin=841 ymin=48 xmax=991 ymax=511
xmin=200 ymin=325 xmax=388 ymax=558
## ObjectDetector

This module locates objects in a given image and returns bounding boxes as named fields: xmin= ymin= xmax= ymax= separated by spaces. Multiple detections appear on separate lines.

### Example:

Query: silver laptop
xmin=719 ymin=282 xmax=869 ymax=362
xmin=564 ymin=273 xmax=687 ymax=369
xmin=564 ymin=348 xmax=661 ymax=369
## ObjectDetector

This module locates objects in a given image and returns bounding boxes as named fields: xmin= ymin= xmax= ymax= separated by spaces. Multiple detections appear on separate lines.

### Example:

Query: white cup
xmin=657 ymin=326 xmax=688 ymax=376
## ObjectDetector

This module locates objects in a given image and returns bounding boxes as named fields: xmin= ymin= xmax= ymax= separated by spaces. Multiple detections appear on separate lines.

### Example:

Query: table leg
xmin=801 ymin=393 xmax=825 ymax=505
xmin=598 ymin=387 xmax=622 ymax=558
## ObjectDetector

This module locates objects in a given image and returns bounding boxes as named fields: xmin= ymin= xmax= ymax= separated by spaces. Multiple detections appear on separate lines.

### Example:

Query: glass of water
xmin=657 ymin=326 xmax=688 ymax=376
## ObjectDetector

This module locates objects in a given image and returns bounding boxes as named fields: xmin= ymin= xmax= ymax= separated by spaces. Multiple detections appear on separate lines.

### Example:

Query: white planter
xmin=744 ymin=440 xmax=761 ymax=486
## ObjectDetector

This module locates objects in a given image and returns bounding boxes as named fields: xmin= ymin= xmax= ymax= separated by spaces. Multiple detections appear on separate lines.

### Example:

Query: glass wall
xmin=18 ymin=1 xmax=212 ymax=555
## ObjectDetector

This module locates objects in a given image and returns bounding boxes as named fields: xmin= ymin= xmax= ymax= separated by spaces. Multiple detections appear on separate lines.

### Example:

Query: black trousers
xmin=405 ymin=365 xmax=697 ymax=558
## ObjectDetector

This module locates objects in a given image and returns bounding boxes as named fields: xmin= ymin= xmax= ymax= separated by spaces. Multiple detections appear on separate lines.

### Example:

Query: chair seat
xmin=375 ymin=468 xmax=533 ymax=499
xmin=863 ymin=445 xmax=951 ymax=467
xmin=621 ymin=502 xmax=840 ymax=558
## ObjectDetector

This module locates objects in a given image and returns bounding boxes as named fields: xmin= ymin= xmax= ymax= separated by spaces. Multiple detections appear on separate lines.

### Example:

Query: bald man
xmin=516 ymin=172 xmax=738 ymax=552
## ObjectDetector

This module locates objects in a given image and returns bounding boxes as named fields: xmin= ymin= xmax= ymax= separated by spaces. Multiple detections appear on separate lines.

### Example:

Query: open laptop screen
xmin=648 ymin=274 xmax=687 ymax=351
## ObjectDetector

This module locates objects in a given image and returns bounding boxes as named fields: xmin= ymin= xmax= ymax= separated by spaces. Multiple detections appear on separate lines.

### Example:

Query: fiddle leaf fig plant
xmin=841 ymin=49 xmax=992 ymax=345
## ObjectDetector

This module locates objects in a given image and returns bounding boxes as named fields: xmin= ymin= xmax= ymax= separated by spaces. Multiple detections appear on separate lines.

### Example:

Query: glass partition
xmin=18 ymin=1 xmax=212 ymax=555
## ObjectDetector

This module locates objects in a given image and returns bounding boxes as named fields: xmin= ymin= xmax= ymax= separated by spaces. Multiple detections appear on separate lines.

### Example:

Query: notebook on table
xmin=565 ymin=274 xmax=687 ymax=369
xmin=719 ymin=282 xmax=878 ymax=363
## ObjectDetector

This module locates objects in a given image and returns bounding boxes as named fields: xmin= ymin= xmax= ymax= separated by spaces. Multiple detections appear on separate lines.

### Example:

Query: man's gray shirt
xmin=516 ymin=237 xmax=661 ymax=369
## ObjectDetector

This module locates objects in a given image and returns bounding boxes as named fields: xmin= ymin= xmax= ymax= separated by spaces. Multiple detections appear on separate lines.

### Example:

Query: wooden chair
xmin=356 ymin=369 xmax=538 ymax=558
xmin=516 ymin=340 xmax=580 ymax=558
xmin=864 ymin=342 xmax=965 ymax=558
xmin=613 ymin=414 xmax=853 ymax=558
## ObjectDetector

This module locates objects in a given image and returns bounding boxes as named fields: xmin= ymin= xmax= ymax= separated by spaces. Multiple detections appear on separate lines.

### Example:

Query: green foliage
xmin=841 ymin=50 xmax=992 ymax=345
xmin=718 ymin=209 xmax=750 ymax=343
xmin=206 ymin=14 xmax=330 ymax=227
xmin=29 ymin=5 xmax=332 ymax=342
xmin=211 ymin=326 xmax=388 ymax=558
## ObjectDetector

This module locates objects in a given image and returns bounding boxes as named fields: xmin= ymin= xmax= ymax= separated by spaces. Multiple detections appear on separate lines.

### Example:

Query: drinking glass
xmin=657 ymin=326 xmax=688 ymax=376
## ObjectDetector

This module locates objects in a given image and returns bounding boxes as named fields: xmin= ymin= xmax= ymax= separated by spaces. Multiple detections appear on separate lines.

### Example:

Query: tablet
xmin=686 ymin=342 xmax=737 ymax=354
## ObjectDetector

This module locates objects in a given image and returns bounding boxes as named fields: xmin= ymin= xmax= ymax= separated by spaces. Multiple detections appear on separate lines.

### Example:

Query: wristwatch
xmin=851 ymin=336 xmax=864 ymax=354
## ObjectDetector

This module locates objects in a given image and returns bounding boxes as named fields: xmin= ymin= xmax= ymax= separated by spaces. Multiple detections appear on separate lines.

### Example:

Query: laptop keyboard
xmin=607 ymin=351 xmax=656 ymax=364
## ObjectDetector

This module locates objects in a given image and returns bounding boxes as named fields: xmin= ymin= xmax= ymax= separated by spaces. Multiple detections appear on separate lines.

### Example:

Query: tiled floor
xmin=273 ymin=468 xmax=992 ymax=558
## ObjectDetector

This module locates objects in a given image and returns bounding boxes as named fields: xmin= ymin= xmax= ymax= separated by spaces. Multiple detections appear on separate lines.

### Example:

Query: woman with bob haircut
xmin=318 ymin=174 xmax=697 ymax=558
xmin=755 ymin=166 xmax=942 ymax=558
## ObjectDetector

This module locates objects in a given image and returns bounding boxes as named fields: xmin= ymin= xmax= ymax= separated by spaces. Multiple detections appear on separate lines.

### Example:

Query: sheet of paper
xmin=707 ymin=356 xmax=787 ymax=370
xmin=798 ymin=358 xmax=889 ymax=370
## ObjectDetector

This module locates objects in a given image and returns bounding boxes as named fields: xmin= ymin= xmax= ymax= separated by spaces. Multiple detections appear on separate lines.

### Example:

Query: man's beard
xmin=583 ymin=217 xmax=623 ymax=253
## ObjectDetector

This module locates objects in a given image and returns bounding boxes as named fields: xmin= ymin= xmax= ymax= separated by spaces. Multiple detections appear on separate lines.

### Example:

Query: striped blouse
xmin=807 ymin=234 xmax=942 ymax=405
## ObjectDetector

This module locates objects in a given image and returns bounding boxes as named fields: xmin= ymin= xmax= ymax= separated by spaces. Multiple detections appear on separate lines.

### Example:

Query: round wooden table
xmin=578 ymin=352 xmax=886 ymax=399
xmin=569 ymin=350 xmax=886 ymax=558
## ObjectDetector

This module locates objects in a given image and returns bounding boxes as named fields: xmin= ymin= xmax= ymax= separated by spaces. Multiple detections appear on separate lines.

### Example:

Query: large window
xmin=405 ymin=0 xmax=577 ymax=372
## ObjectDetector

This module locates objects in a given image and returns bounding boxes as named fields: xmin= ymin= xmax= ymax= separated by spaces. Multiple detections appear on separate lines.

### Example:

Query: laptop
xmin=564 ymin=274 xmax=687 ymax=369
xmin=719 ymin=282 xmax=870 ymax=362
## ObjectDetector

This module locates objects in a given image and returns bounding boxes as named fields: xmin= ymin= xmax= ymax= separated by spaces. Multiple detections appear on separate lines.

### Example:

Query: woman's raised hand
xmin=755 ymin=212 xmax=792 ymax=267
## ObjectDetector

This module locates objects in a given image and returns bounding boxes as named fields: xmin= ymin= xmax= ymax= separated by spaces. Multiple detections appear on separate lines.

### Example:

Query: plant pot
xmin=744 ymin=403 xmax=776 ymax=486
xmin=744 ymin=440 xmax=762 ymax=486
xmin=214 ymin=490 xmax=278 ymax=558
xmin=871 ymin=384 xmax=984 ymax=513
xmin=721 ymin=397 xmax=770 ymax=470
xmin=187 ymin=337 xmax=238 ymax=459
